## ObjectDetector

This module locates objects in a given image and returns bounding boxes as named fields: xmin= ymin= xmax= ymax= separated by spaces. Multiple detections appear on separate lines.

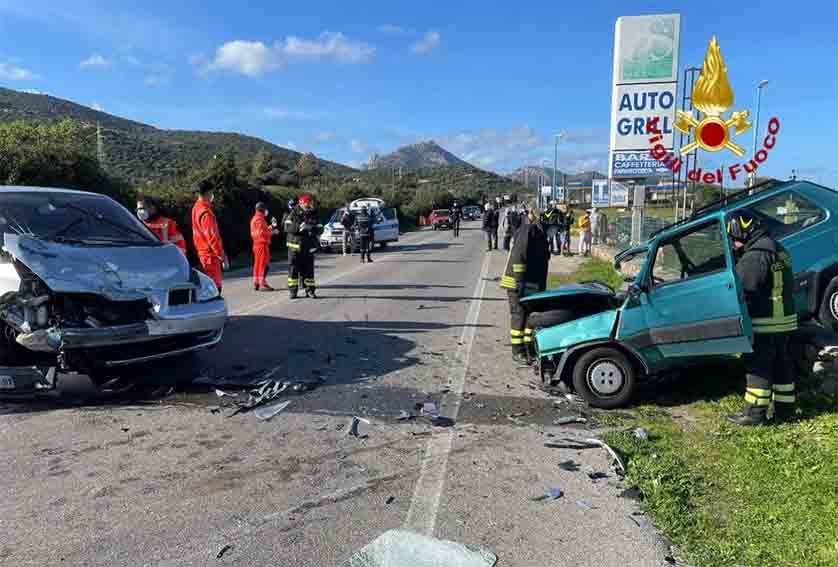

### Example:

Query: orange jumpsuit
xmin=144 ymin=216 xmax=187 ymax=255
xmin=191 ymin=198 xmax=225 ymax=289
xmin=250 ymin=211 xmax=272 ymax=288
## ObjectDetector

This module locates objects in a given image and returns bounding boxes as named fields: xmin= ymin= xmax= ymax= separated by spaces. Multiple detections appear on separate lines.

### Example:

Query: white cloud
xmin=80 ymin=54 xmax=112 ymax=69
xmin=263 ymin=107 xmax=317 ymax=121
xmin=198 ymin=31 xmax=374 ymax=77
xmin=91 ymin=102 xmax=104 ymax=112
xmin=377 ymin=24 xmax=405 ymax=35
xmin=350 ymin=139 xmax=368 ymax=154
xmin=411 ymin=31 xmax=441 ymax=54
xmin=21 ymin=88 xmax=43 ymax=94
xmin=312 ymin=131 xmax=337 ymax=144
xmin=285 ymin=141 xmax=297 ymax=150
xmin=0 ymin=61 xmax=35 ymax=80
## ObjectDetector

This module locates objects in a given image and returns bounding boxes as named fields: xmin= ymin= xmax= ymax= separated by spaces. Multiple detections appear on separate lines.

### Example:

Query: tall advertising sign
xmin=608 ymin=14 xmax=681 ymax=179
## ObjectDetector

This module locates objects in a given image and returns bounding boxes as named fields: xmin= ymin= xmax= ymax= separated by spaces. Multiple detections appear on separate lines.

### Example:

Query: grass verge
xmin=547 ymin=257 xmax=623 ymax=290
xmin=547 ymin=258 xmax=838 ymax=566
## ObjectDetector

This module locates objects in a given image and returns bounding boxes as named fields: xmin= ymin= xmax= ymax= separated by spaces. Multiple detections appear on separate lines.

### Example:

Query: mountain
xmin=0 ymin=87 xmax=354 ymax=183
xmin=368 ymin=140 xmax=471 ymax=170
xmin=505 ymin=166 xmax=606 ymax=187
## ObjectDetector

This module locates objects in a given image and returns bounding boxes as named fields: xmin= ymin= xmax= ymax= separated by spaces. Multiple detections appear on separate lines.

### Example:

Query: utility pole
xmin=748 ymin=80 xmax=770 ymax=188
xmin=96 ymin=121 xmax=106 ymax=167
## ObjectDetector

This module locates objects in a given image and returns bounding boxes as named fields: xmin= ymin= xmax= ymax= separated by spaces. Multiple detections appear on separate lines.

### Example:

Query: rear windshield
xmin=0 ymin=191 xmax=160 ymax=246
xmin=381 ymin=208 xmax=397 ymax=220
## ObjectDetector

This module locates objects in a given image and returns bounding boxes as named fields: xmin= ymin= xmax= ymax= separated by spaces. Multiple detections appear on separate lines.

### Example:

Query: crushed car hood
xmin=520 ymin=283 xmax=616 ymax=311
xmin=3 ymin=234 xmax=191 ymax=301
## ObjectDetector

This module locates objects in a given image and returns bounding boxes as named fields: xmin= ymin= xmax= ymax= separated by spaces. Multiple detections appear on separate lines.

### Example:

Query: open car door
xmin=616 ymin=216 xmax=753 ymax=361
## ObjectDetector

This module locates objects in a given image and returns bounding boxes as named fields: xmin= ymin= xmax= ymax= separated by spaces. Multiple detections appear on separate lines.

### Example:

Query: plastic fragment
xmin=348 ymin=416 xmax=370 ymax=438
xmin=575 ymin=500 xmax=595 ymax=510
xmin=554 ymin=415 xmax=587 ymax=425
xmin=583 ymin=438 xmax=627 ymax=476
xmin=396 ymin=410 xmax=412 ymax=421
xmin=531 ymin=487 xmax=564 ymax=502
xmin=633 ymin=427 xmax=649 ymax=440
xmin=253 ymin=400 xmax=291 ymax=421
xmin=339 ymin=529 xmax=497 ymax=567
xmin=216 ymin=544 xmax=232 ymax=559
xmin=558 ymin=460 xmax=580 ymax=472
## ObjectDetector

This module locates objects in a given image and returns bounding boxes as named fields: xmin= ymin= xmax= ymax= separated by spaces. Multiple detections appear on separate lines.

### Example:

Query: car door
xmin=617 ymin=217 xmax=752 ymax=360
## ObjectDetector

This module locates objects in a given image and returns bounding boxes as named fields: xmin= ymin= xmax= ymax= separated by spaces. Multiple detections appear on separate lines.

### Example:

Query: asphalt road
xmin=0 ymin=221 xmax=672 ymax=566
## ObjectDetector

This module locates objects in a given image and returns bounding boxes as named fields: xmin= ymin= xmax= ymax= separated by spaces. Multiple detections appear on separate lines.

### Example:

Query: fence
xmin=603 ymin=206 xmax=676 ymax=248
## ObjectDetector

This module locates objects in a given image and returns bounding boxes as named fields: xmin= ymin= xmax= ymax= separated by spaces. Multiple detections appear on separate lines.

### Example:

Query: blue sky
xmin=0 ymin=0 xmax=836 ymax=185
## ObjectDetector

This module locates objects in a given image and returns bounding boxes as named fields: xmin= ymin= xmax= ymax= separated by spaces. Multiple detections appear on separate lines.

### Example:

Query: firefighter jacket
xmin=144 ymin=215 xmax=186 ymax=255
xmin=540 ymin=209 xmax=560 ymax=227
xmin=250 ymin=211 xmax=272 ymax=247
xmin=354 ymin=210 xmax=375 ymax=238
xmin=500 ymin=223 xmax=550 ymax=296
xmin=735 ymin=233 xmax=798 ymax=334
xmin=284 ymin=206 xmax=320 ymax=254
xmin=191 ymin=198 xmax=224 ymax=260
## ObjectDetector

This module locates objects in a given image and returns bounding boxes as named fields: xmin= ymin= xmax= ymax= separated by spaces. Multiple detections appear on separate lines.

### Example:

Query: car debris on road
xmin=340 ymin=529 xmax=497 ymax=567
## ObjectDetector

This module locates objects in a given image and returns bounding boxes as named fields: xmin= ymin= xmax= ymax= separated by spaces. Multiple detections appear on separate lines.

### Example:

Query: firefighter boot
xmin=305 ymin=287 xmax=318 ymax=299
xmin=511 ymin=345 xmax=528 ymax=365
xmin=726 ymin=404 xmax=768 ymax=426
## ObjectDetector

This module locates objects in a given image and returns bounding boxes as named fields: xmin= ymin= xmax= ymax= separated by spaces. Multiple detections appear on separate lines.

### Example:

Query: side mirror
xmin=614 ymin=260 xmax=622 ymax=271
xmin=627 ymin=283 xmax=643 ymax=299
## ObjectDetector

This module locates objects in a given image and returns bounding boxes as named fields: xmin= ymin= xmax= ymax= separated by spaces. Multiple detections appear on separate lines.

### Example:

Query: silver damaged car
xmin=0 ymin=187 xmax=227 ymax=392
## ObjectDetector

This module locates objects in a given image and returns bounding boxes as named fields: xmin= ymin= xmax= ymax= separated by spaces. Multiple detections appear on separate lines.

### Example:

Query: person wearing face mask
xmin=136 ymin=196 xmax=186 ymax=255
xmin=250 ymin=201 xmax=278 ymax=291
xmin=191 ymin=180 xmax=228 ymax=292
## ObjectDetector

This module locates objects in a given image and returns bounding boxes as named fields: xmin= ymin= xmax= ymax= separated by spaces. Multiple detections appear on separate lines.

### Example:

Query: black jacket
xmin=735 ymin=233 xmax=797 ymax=334
xmin=353 ymin=210 xmax=375 ymax=238
xmin=500 ymin=223 xmax=550 ymax=295
xmin=284 ymin=206 xmax=320 ymax=253
xmin=482 ymin=209 xmax=499 ymax=229
xmin=541 ymin=209 xmax=561 ymax=227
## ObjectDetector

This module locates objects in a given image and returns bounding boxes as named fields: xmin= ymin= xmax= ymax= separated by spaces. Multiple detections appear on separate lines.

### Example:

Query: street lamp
xmin=748 ymin=79 xmax=770 ymax=188
xmin=554 ymin=132 xmax=565 ymax=207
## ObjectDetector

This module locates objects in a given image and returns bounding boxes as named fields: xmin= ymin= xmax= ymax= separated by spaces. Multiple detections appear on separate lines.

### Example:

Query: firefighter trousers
xmin=287 ymin=249 xmax=316 ymax=294
xmin=359 ymin=235 xmax=372 ymax=261
xmin=507 ymin=289 xmax=533 ymax=355
xmin=742 ymin=333 xmax=796 ymax=414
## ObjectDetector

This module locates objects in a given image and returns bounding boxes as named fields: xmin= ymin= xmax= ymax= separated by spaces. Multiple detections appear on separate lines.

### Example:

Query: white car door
xmin=374 ymin=208 xmax=399 ymax=242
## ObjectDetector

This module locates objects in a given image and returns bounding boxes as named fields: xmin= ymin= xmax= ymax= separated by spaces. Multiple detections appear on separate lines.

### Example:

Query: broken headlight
xmin=193 ymin=270 xmax=220 ymax=302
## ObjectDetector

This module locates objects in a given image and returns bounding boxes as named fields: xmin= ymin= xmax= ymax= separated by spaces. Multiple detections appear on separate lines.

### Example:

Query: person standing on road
xmin=540 ymin=201 xmax=562 ymax=255
xmin=500 ymin=208 xmax=550 ymax=364
xmin=562 ymin=206 xmax=575 ymax=256
xmin=137 ymin=196 xmax=187 ymax=255
xmin=502 ymin=206 xmax=521 ymax=250
xmin=191 ymin=181 xmax=228 ymax=292
xmin=482 ymin=203 xmax=499 ymax=250
xmin=284 ymin=193 xmax=321 ymax=299
xmin=726 ymin=212 xmax=798 ymax=426
xmin=578 ymin=210 xmax=593 ymax=256
xmin=354 ymin=205 xmax=376 ymax=263
xmin=340 ymin=205 xmax=355 ymax=256
xmin=590 ymin=208 xmax=601 ymax=245
xmin=250 ymin=202 xmax=278 ymax=292
xmin=451 ymin=201 xmax=462 ymax=238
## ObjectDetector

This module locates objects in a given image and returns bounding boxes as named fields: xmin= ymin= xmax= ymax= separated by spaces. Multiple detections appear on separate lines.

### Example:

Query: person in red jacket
xmin=250 ymin=201 xmax=278 ymax=291
xmin=136 ymin=196 xmax=187 ymax=255
xmin=191 ymin=181 xmax=228 ymax=292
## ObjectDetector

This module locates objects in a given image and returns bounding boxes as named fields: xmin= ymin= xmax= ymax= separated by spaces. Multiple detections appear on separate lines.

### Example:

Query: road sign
xmin=592 ymin=180 xmax=610 ymax=208
xmin=610 ymin=181 xmax=630 ymax=207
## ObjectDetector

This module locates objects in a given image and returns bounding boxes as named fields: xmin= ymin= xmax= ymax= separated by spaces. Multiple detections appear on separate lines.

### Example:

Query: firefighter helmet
xmin=727 ymin=211 xmax=760 ymax=243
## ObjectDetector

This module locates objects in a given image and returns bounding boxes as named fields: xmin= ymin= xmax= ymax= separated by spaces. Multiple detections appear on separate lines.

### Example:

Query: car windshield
xmin=435 ymin=210 xmax=451 ymax=215
xmin=0 ymin=191 xmax=160 ymax=246
xmin=329 ymin=209 xmax=347 ymax=223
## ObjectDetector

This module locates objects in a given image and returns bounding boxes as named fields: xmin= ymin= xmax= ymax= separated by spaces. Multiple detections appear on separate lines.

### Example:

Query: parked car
xmin=525 ymin=179 xmax=838 ymax=408
xmin=319 ymin=198 xmax=399 ymax=252
xmin=463 ymin=205 xmax=482 ymax=221
xmin=430 ymin=209 xmax=452 ymax=230
xmin=0 ymin=187 xmax=227 ymax=392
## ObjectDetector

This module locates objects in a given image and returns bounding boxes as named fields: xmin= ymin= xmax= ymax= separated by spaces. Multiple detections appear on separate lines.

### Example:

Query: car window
xmin=435 ymin=210 xmax=451 ymax=215
xmin=743 ymin=191 xmax=825 ymax=240
xmin=651 ymin=220 xmax=727 ymax=285
xmin=381 ymin=207 xmax=397 ymax=221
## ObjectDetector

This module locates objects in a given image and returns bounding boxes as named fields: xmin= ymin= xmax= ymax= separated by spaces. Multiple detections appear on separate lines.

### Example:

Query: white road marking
xmin=403 ymin=249 xmax=492 ymax=535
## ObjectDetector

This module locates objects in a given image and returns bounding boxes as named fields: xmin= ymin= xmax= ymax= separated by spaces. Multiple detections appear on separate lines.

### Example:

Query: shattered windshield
xmin=0 ymin=191 xmax=160 ymax=246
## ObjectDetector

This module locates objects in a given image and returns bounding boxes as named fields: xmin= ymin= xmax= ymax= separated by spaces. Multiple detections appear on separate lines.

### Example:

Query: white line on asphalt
xmin=403 ymin=249 xmax=492 ymax=535
xmin=232 ymin=230 xmax=438 ymax=316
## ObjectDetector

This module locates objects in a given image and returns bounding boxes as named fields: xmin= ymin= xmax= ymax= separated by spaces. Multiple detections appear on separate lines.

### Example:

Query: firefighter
xmin=500 ymin=208 xmax=550 ymax=364
xmin=136 ymin=195 xmax=186 ymax=255
xmin=354 ymin=205 xmax=376 ymax=263
xmin=451 ymin=201 xmax=462 ymax=238
xmin=726 ymin=211 xmax=798 ymax=426
xmin=250 ymin=202 xmax=278 ymax=292
xmin=191 ymin=181 xmax=228 ymax=292
xmin=540 ymin=201 xmax=560 ymax=255
xmin=284 ymin=193 xmax=321 ymax=299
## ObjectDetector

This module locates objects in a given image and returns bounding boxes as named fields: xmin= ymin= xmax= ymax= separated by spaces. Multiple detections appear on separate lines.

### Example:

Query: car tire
xmin=572 ymin=347 xmax=636 ymax=409
xmin=817 ymin=277 xmax=838 ymax=330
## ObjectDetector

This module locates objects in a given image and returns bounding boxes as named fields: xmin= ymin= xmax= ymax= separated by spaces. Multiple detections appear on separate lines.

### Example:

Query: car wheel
xmin=817 ymin=277 xmax=838 ymax=330
xmin=572 ymin=347 xmax=636 ymax=409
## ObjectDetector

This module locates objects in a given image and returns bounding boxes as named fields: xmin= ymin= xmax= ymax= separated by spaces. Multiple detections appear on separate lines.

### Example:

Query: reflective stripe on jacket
xmin=735 ymin=234 xmax=798 ymax=334
xmin=500 ymin=223 xmax=550 ymax=295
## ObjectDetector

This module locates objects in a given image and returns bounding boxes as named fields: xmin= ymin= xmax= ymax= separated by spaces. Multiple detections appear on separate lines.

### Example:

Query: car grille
xmin=169 ymin=288 xmax=194 ymax=306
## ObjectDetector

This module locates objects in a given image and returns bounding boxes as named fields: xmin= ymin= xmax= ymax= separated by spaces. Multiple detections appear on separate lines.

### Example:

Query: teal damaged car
xmin=527 ymin=179 xmax=838 ymax=408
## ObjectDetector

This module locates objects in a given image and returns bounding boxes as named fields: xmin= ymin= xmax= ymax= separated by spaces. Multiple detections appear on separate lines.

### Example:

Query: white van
xmin=320 ymin=198 xmax=400 ymax=252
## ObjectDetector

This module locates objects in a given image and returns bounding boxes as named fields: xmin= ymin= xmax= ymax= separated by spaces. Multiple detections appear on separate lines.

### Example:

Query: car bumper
xmin=320 ymin=234 xmax=345 ymax=248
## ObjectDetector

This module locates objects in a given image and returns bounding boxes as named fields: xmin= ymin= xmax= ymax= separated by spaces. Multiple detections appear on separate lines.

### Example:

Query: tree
xmin=295 ymin=152 xmax=320 ymax=179
xmin=251 ymin=150 xmax=273 ymax=182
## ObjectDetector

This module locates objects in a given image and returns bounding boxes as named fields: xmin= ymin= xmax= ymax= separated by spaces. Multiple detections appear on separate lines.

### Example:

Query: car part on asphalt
xmin=348 ymin=416 xmax=370 ymax=438
xmin=253 ymin=400 xmax=291 ymax=421
xmin=584 ymin=438 xmax=627 ymax=476
xmin=216 ymin=544 xmax=233 ymax=559
xmin=558 ymin=460 xmax=581 ymax=472
xmin=339 ymin=529 xmax=497 ymax=567
xmin=531 ymin=487 xmax=563 ymax=502
xmin=554 ymin=415 xmax=587 ymax=425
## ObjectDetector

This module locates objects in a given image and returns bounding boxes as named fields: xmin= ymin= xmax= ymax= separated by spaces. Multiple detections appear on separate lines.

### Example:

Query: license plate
xmin=0 ymin=375 xmax=14 ymax=389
